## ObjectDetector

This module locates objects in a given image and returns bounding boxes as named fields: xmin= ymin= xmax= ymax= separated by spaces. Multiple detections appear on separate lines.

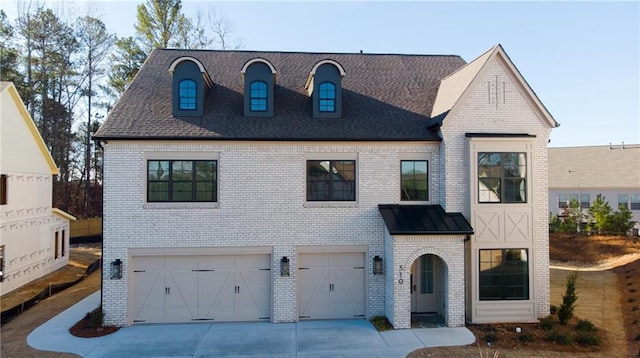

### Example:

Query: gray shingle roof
xmin=378 ymin=204 xmax=473 ymax=235
xmin=94 ymin=49 xmax=466 ymax=141
xmin=549 ymin=144 xmax=640 ymax=189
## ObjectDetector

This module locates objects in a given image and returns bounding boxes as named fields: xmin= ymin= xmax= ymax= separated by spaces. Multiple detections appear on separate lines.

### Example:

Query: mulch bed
xmin=68 ymin=307 xmax=119 ymax=338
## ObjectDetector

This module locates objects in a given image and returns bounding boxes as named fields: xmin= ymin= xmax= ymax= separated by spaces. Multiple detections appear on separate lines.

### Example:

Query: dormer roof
xmin=241 ymin=58 xmax=277 ymax=82
xmin=93 ymin=49 xmax=468 ymax=141
xmin=169 ymin=56 xmax=213 ymax=88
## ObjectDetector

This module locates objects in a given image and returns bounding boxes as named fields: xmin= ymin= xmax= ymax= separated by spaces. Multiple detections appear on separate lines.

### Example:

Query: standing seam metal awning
xmin=378 ymin=204 xmax=473 ymax=235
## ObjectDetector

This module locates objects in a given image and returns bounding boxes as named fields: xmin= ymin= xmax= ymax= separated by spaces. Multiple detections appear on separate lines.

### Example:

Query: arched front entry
xmin=410 ymin=254 xmax=443 ymax=314
xmin=389 ymin=242 xmax=465 ymax=329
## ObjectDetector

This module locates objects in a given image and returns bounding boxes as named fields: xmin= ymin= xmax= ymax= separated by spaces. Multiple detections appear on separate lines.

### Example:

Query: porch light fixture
xmin=110 ymin=259 xmax=123 ymax=279
xmin=280 ymin=256 xmax=290 ymax=277
xmin=373 ymin=256 xmax=383 ymax=275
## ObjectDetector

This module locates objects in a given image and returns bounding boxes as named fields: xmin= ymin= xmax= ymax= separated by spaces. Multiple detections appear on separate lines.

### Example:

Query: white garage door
xmin=133 ymin=254 xmax=271 ymax=323
xmin=298 ymin=253 xmax=365 ymax=320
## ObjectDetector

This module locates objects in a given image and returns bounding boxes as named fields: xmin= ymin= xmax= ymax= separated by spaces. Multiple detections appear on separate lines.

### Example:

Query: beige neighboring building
xmin=0 ymin=82 xmax=75 ymax=295
xmin=548 ymin=144 xmax=640 ymax=234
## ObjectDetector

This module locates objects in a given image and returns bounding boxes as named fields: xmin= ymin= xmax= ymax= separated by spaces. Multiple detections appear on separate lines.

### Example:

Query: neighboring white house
xmin=94 ymin=45 xmax=557 ymax=329
xmin=548 ymin=144 xmax=640 ymax=234
xmin=0 ymin=82 xmax=76 ymax=295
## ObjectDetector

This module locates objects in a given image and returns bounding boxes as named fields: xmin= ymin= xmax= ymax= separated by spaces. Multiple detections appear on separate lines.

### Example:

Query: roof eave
xmin=93 ymin=136 xmax=444 ymax=142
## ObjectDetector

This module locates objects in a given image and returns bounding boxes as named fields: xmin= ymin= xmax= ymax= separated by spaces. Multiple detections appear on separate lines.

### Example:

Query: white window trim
xmin=143 ymin=151 xmax=220 ymax=209
xmin=303 ymin=152 xmax=359 ymax=208
xmin=399 ymin=153 xmax=432 ymax=204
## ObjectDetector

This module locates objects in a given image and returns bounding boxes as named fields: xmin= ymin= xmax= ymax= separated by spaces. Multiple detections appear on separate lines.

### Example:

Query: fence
xmin=70 ymin=218 xmax=102 ymax=239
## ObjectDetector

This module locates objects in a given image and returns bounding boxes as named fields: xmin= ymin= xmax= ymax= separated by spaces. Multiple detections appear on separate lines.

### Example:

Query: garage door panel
xmin=298 ymin=253 xmax=365 ymax=320
xmin=133 ymin=271 xmax=165 ymax=322
xmin=298 ymin=267 xmax=330 ymax=319
xmin=235 ymin=267 xmax=271 ymax=321
xmin=166 ymin=271 xmax=198 ymax=321
xmin=132 ymin=254 xmax=271 ymax=324
xmin=333 ymin=253 xmax=364 ymax=267
xmin=207 ymin=271 xmax=235 ymax=321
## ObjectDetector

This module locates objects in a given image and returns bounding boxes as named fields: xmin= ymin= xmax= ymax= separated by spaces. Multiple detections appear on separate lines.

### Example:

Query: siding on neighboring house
xmin=0 ymin=82 xmax=75 ymax=295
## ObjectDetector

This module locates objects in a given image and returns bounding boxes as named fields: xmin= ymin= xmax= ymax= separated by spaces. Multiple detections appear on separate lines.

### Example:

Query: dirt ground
xmin=409 ymin=234 xmax=640 ymax=358
xmin=0 ymin=244 xmax=101 ymax=358
xmin=0 ymin=243 xmax=101 ymax=311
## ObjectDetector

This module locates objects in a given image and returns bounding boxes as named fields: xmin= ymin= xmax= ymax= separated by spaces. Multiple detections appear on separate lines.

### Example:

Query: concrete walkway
xmin=27 ymin=291 xmax=475 ymax=358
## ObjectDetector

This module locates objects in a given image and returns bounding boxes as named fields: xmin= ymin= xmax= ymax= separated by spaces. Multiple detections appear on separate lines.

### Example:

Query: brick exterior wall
xmin=101 ymin=50 xmax=554 ymax=328
xmin=102 ymin=141 xmax=440 ymax=326
xmin=386 ymin=234 xmax=466 ymax=329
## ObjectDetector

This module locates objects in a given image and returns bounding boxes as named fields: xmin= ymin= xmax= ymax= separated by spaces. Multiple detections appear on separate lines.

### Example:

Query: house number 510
xmin=398 ymin=265 xmax=404 ymax=284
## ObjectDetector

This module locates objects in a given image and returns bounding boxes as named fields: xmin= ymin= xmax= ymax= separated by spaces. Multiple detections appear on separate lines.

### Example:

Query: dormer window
xmin=250 ymin=81 xmax=268 ymax=112
xmin=169 ymin=57 xmax=212 ymax=117
xmin=179 ymin=80 xmax=197 ymax=110
xmin=242 ymin=58 xmax=277 ymax=117
xmin=318 ymin=82 xmax=336 ymax=112
xmin=306 ymin=60 xmax=345 ymax=119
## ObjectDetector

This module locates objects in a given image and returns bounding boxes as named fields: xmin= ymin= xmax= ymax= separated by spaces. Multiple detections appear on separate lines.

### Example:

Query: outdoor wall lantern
xmin=280 ymin=256 xmax=290 ymax=277
xmin=373 ymin=255 xmax=384 ymax=275
xmin=110 ymin=259 xmax=123 ymax=279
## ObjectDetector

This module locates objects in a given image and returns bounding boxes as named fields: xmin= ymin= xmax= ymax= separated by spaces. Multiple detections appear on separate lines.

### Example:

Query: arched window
xmin=179 ymin=80 xmax=197 ymax=110
xmin=318 ymin=82 xmax=336 ymax=112
xmin=250 ymin=81 xmax=268 ymax=112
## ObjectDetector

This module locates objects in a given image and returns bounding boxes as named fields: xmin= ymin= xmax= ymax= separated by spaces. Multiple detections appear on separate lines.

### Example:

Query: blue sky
xmin=4 ymin=1 xmax=640 ymax=147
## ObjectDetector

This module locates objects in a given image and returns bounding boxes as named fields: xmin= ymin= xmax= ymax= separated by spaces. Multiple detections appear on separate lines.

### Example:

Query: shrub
xmin=575 ymin=319 xmax=597 ymax=332
xmin=539 ymin=315 xmax=558 ymax=331
xmin=517 ymin=331 xmax=534 ymax=343
xmin=483 ymin=331 xmax=498 ymax=343
xmin=574 ymin=331 xmax=601 ymax=346
xmin=86 ymin=307 xmax=104 ymax=329
xmin=545 ymin=329 xmax=571 ymax=345
xmin=369 ymin=316 xmax=393 ymax=331
xmin=549 ymin=304 xmax=558 ymax=315
xmin=558 ymin=273 xmax=578 ymax=324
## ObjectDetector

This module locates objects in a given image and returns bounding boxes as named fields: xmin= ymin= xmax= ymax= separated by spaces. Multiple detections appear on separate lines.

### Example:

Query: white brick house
xmin=95 ymin=45 xmax=557 ymax=329
xmin=0 ymin=82 xmax=75 ymax=295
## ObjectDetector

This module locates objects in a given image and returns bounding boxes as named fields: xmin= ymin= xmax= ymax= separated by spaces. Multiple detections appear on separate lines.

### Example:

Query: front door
xmin=410 ymin=254 xmax=437 ymax=313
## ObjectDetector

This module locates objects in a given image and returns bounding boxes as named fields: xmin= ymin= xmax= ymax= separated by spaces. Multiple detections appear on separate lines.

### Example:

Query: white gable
xmin=0 ymin=82 xmax=58 ymax=175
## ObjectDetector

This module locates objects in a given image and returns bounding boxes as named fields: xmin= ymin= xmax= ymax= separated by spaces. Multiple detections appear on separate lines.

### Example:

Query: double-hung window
xmin=401 ymin=160 xmax=428 ymax=201
xmin=478 ymin=152 xmax=526 ymax=203
xmin=250 ymin=81 xmax=267 ymax=112
xmin=479 ymin=249 xmax=529 ymax=300
xmin=147 ymin=160 xmax=217 ymax=202
xmin=179 ymin=79 xmax=197 ymax=110
xmin=318 ymin=82 xmax=336 ymax=112
xmin=306 ymin=160 xmax=356 ymax=201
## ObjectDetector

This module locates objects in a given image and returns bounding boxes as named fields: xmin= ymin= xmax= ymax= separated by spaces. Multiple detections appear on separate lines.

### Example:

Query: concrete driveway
xmin=28 ymin=292 xmax=475 ymax=357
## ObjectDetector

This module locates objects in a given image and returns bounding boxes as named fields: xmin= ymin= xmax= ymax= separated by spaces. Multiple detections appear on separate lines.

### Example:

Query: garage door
xmin=133 ymin=254 xmax=271 ymax=323
xmin=298 ymin=253 xmax=365 ymax=320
